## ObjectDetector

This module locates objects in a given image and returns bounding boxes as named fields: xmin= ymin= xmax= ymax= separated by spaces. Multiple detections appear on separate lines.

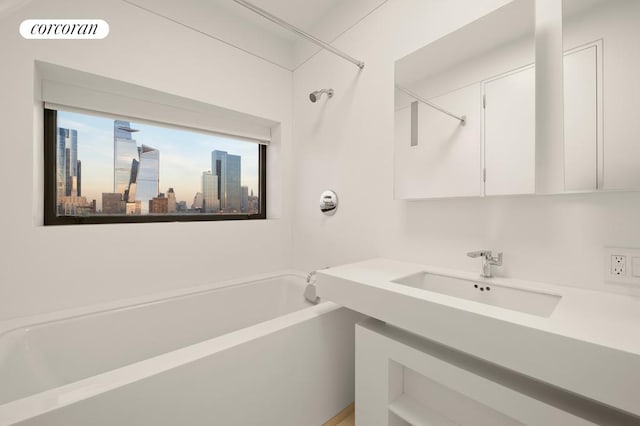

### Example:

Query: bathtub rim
xmin=0 ymin=269 xmax=308 ymax=339
xmin=0 ymin=272 xmax=341 ymax=425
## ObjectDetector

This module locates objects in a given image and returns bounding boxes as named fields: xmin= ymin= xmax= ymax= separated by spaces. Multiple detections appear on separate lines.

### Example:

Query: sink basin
xmin=392 ymin=272 xmax=561 ymax=317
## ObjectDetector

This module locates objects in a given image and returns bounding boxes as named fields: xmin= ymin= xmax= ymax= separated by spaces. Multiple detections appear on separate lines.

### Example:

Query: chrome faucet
xmin=467 ymin=250 xmax=503 ymax=278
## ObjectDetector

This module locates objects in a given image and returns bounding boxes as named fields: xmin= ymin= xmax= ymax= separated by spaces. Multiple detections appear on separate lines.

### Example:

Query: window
xmin=44 ymin=108 xmax=266 ymax=225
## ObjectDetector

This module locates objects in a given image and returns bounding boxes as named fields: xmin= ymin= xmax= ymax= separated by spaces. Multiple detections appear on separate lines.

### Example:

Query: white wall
xmin=0 ymin=0 xmax=293 ymax=320
xmin=291 ymin=0 xmax=640 ymax=294
xmin=3 ymin=0 xmax=640 ymax=321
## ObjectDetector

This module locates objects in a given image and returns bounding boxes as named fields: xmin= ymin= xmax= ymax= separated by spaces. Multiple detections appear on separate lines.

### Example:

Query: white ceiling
xmin=0 ymin=0 xmax=32 ymax=19
xmin=237 ymin=0 xmax=348 ymax=36
xmin=124 ymin=0 xmax=387 ymax=70
xmin=0 ymin=0 xmax=386 ymax=70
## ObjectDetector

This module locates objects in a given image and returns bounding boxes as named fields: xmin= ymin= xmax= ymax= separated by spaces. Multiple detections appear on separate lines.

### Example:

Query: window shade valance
xmin=38 ymin=62 xmax=274 ymax=144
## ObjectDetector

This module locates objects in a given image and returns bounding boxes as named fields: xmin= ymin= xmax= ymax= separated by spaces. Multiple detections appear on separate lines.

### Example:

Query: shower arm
xmin=232 ymin=0 xmax=365 ymax=70
xmin=396 ymin=85 xmax=466 ymax=125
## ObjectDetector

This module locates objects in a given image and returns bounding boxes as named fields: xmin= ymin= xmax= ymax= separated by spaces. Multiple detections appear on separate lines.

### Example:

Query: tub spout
xmin=305 ymin=267 xmax=329 ymax=304
xmin=304 ymin=283 xmax=320 ymax=304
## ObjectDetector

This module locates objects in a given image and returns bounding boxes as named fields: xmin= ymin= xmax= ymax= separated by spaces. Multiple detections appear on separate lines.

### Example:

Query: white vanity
xmin=322 ymin=0 xmax=640 ymax=423
xmin=317 ymin=259 xmax=640 ymax=425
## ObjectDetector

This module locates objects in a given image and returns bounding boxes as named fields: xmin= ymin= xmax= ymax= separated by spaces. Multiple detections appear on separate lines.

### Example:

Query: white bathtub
xmin=0 ymin=272 xmax=362 ymax=426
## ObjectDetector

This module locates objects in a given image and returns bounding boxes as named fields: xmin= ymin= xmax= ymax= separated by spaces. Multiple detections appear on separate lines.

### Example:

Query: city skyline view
xmin=57 ymin=110 xmax=260 ymax=213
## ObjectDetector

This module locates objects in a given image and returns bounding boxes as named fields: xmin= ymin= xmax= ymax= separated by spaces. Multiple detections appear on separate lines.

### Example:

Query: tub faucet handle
xmin=306 ymin=266 xmax=330 ymax=283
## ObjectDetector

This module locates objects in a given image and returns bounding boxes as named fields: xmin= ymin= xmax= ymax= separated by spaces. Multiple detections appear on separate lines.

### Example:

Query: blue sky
xmin=58 ymin=110 xmax=259 ymax=209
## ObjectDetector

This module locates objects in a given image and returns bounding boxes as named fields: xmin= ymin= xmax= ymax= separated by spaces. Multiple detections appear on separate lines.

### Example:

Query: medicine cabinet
xmin=394 ymin=0 xmax=640 ymax=199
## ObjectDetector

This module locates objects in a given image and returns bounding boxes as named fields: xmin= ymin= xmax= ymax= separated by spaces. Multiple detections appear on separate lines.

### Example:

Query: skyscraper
xmin=212 ymin=150 xmax=227 ymax=209
xmin=212 ymin=150 xmax=242 ymax=212
xmin=202 ymin=171 xmax=219 ymax=213
xmin=57 ymin=128 xmax=80 ymax=198
xmin=192 ymin=192 xmax=204 ymax=211
xmin=241 ymin=186 xmax=248 ymax=213
xmin=135 ymin=145 xmax=160 ymax=213
xmin=114 ymin=120 xmax=139 ymax=196
xmin=167 ymin=188 xmax=177 ymax=213
xmin=226 ymin=154 xmax=241 ymax=212
xmin=76 ymin=160 xmax=81 ymax=196
xmin=113 ymin=121 xmax=159 ymax=214
xmin=56 ymin=127 xmax=89 ymax=215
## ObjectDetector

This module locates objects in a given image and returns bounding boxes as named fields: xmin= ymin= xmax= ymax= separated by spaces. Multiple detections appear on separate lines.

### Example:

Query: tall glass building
xmin=114 ymin=120 xmax=139 ymax=197
xmin=212 ymin=150 xmax=227 ymax=208
xmin=113 ymin=121 xmax=159 ymax=214
xmin=202 ymin=171 xmax=219 ymax=213
xmin=212 ymin=150 xmax=242 ymax=212
xmin=136 ymin=145 xmax=160 ymax=213
xmin=57 ymin=128 xmax=79 ymax=199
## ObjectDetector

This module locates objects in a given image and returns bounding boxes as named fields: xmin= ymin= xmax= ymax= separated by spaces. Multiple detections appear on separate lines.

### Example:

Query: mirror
xmin=563 ymin=0 xmax=640 ymax=192
xmin=394 ymin=0 xmax=535 ymax=200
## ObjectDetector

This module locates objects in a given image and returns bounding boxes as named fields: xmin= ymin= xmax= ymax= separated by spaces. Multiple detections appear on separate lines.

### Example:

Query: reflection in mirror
xmin=394 ymin=0 xmax=535 ymax=200
xmin=563 ymin=0 xmax=640 ymax=192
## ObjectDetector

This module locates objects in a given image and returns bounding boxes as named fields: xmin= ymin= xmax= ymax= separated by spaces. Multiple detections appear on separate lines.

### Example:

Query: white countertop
xmin=317 ymin=258 xmax=640 ymax=417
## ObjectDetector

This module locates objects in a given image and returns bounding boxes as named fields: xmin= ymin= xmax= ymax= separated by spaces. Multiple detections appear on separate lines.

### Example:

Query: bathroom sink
xmin=392 ymin=272 xmax=561 ymax=317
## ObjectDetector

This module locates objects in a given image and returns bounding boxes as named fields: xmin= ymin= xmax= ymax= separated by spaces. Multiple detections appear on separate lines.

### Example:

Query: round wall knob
xmin=320 ymin=190 xmax=338 ymax=216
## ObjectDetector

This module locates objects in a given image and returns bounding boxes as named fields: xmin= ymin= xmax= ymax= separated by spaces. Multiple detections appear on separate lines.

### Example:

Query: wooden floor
xmin=323 ymin=403 xmax=354 ymax=426
xmin=335 ymin=412 xmax=355 ymax=426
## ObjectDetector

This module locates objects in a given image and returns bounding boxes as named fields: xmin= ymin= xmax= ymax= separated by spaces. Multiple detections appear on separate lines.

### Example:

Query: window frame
xmin=44 ymin=108 xmax=267 ymax=225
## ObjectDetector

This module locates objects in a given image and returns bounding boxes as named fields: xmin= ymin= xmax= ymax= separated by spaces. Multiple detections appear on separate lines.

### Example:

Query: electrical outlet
xmin=611 ymin=255 xmax=626 ymax=275
xmin=605 ymin=247 xmax=640 ymax=286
